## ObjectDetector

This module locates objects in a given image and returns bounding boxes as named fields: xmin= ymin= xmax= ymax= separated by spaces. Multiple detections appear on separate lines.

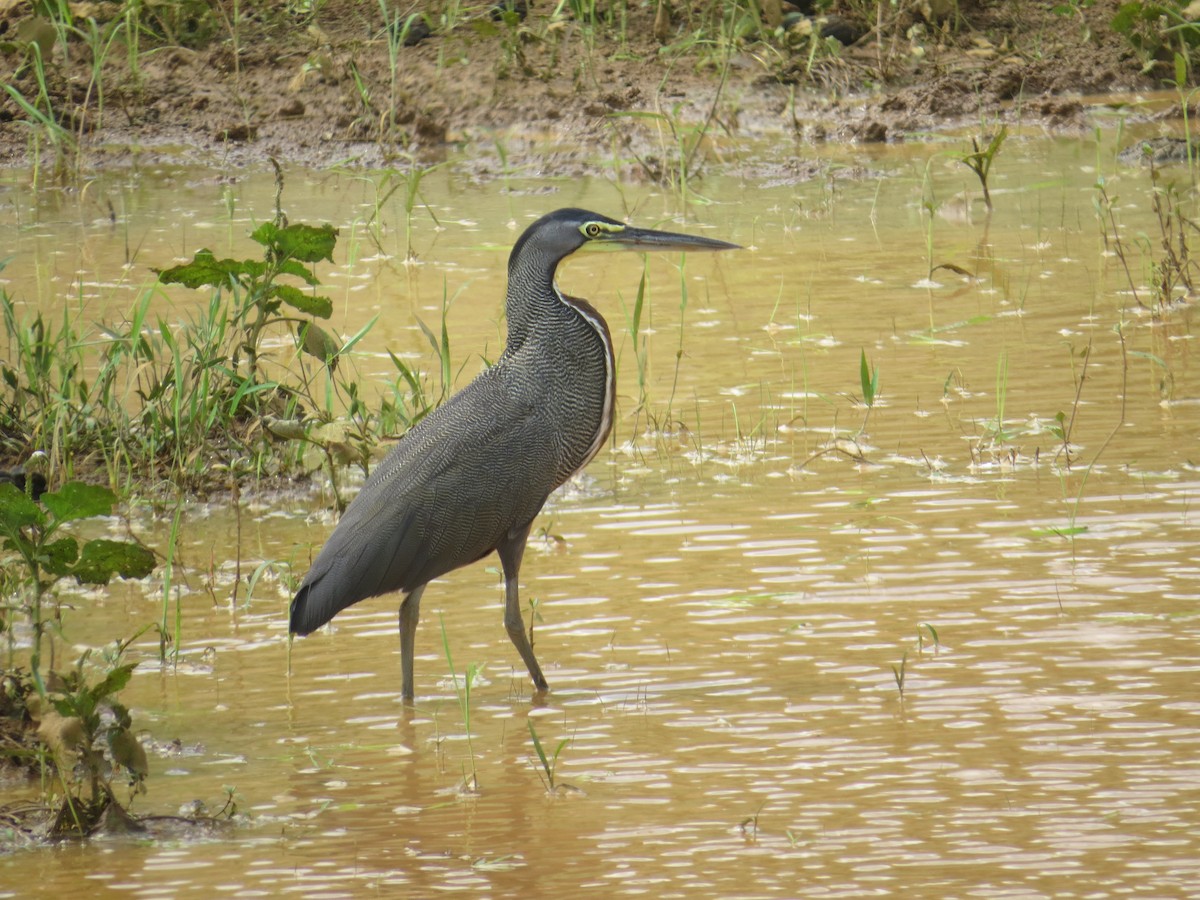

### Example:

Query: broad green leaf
xmin=71 ymin=539 xmax=156 ymax=585
xmin=241 ymin=258 xmax=267 ymax=279
xmin=1111 ymin=1 xmax=1157 ymax=37
xmin=106 ymin=699 xmax=132 ymax=730
xmin=157 ymin=250 xmax=262 ymax=289
xmin=94 ymin=662 xmax=137 ymax=701
xmin=250 ymin=221 xmax=279 ymax=248
xmin=0 ymin=481 xmax=44 ymax=533
xmin=41 ymin=481 xmax=115 ymax=523
xmin=274 ymin=223 xmax=338 ymax=263
xmin=271 ymin=284 xmax=333 ymax=319
xmin=277 ymin=258 xmax=322 ymax=286
xmin=3 ymin=535 xmax=33 ymax=560
xmin=50 ymin=696 xmax=76 ymax=719
xmin=41 ymin=536 xmax=80 ymax=576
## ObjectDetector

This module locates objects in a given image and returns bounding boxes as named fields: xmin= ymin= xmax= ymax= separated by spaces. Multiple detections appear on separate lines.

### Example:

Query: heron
xmin=289 ymin=208 xmax=739 ymax=700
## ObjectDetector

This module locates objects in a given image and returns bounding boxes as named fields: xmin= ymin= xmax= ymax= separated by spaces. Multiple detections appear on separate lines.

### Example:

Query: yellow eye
xmin=585 ymin=223 xmax=602 ymax=238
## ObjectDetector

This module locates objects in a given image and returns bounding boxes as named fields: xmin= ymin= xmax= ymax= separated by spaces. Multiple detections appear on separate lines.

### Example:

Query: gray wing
xmin=289 ymin=365 xmax=560 ymax=634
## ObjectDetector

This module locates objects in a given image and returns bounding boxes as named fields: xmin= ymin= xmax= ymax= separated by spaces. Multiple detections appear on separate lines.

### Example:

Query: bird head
xmin=510 ymin=208 xmax=740 ymax=270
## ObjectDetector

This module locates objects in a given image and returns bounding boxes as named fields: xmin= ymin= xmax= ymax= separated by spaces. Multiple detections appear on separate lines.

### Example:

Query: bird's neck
xmin=504 ymin=254 xmax=563 ymax=351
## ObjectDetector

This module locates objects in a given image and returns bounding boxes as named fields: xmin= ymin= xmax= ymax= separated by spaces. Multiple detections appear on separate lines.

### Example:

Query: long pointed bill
xmin=603 ymin=225 xmax=741 ymax=253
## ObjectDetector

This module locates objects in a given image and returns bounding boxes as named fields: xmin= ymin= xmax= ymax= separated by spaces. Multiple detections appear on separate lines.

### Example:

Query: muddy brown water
xmin=2 ymin=132 xmax=1199 ymax=896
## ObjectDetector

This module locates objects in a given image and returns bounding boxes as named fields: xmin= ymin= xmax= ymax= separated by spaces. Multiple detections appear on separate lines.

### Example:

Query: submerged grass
xmin=439 ymin=615 xmax=480 ymax=793
xmin=527 ymin=719 xmax=571 ymax=793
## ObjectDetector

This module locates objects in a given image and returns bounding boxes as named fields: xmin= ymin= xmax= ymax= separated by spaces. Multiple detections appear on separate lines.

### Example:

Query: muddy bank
xmin=0 ymin=0 xmax=1189 ymax=176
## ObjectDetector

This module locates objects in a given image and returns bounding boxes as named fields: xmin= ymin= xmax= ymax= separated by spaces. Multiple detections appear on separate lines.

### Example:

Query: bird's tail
xmin=289 ymin=583 xmax=330 ymax=636
xmin=289 ymin=508 xmax=421 ymax=636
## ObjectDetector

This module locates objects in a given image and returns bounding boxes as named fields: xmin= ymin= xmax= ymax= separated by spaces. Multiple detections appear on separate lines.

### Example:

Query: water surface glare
xmin=1 ymin=135 xmax=1198 ymax=896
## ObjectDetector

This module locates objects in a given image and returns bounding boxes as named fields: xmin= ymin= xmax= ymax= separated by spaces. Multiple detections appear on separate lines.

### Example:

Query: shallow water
xmin=2 ymin=131 xmax=1199 ymax=896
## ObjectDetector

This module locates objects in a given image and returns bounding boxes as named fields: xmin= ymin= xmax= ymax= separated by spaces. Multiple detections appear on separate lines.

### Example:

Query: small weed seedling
xmin=528 ymin=719 xmax=572 ymax=793
xmin=892 ymin=651 xmax=908 ymax=699
xmin=916 ymin=623 xmax=939 ymax=655
xmin=981 ymin=349 xmax=1011 ymax=446
xmin=858 ymin=348 xmax=879 ymax=434
xmin=739 ymin=800 xmax=768 ymax=843
xmin=439 ymin=616 xmax=479 ymax=793
xmin=957 ymin=126 xmax=1008 ymax=213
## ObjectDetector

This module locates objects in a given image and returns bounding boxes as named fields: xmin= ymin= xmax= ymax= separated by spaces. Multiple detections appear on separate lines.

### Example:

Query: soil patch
xmin=0 ymin=0 xmax=1189 ymax=176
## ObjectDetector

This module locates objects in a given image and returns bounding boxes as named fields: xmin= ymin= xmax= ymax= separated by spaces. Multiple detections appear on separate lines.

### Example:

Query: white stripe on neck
xmin=553 ymin=283 xmax=614 ymax=475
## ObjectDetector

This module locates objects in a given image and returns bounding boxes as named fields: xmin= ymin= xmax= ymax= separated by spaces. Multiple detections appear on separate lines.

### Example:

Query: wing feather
xmin=289 ymin=365 xmax=559 ymax=634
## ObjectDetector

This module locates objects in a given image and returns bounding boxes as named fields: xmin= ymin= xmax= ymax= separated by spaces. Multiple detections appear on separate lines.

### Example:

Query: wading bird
xmin=289 ymin=208 xmax=738 ymax=700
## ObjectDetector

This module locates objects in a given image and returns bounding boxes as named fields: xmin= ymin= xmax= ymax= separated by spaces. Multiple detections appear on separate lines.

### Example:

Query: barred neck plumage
xmin=503 ymin=238 xmax=615 ymax=477
xmin=504 ymin=237 xmax=563 ymax=352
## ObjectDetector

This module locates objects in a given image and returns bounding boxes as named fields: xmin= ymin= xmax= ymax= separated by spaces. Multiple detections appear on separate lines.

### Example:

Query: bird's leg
xmin=399 ymin=584 xmax=425 ymax=702
xmin=496 ymin=523 xmax=549 ymax=693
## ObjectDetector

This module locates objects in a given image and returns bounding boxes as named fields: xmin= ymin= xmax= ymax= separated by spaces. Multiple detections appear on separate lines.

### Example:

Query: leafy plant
xmin=1 ymin=185 xmax=438 ymax=493
xmin=1147 ymin=171 xmax=1200 ymax=307
xmin=357 ymin=163 xmax=445 ymax=258
xmin=0 ymin=477 xmax=156 ymax=841
xmin=1111 ymin=1 xmax=1200 ymax=77
xmin=149 ymin=174 xmax=420 ymax=486
xmin=0 ymin=481 xmax=155 ymax=689
xmin=30 ymin=647 xmax=149 ymax=837
xmin=378 ymin=0 xmax=408 ymax=135
xmin=957 ymin=126 xmax=1007 ymax=213
xmin=607 ymin=64 xmax=729 ymax=203
xmin=156 ymin=219 xmax=339 ymax=390
xmin=1052 ymin=0 xmax=1094 ymax=42
xmin=1093 ymin=176 xmax=1143 ymax=308
xmin=68 ymin=13 xmax=127 ymax=138
xmin=1 ymin=40 xmax=79 ymax=185
xmin=1045 ymin=340 xmax=1090 ymax=468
